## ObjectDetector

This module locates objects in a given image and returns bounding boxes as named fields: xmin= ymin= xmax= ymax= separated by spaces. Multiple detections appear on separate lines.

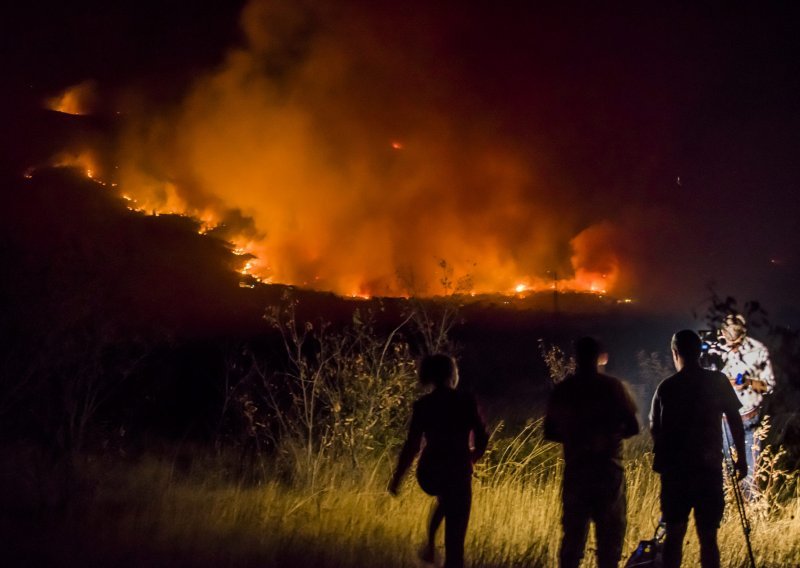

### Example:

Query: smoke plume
xmin=112 ymin=0 xmax=627 ymax=298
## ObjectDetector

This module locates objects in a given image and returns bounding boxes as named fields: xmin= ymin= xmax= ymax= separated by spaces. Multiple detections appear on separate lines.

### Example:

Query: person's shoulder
xmin=699 ymin=367 xmax=728 ymax=384
xmin=598 ymin=372 xmax=636 ymax=395
xmin=559 ymin=373 xmax=580 ymax=386
xmin=654 ymin=372 xmax=680 ymax=394
xmin=551 ymin=374 xmax=576 ymax=395
xmin=745 ymin=336 xmax=769 ymax=353
xmin=455 ymin=388 xmax=478 ymax=405
xmin=707 ymin=368 xmax=727 ymax=379
xmin=414 ymin=392 xmax=435 ymax=409
xmin=597 ymin=372 xmax=626 ymax=387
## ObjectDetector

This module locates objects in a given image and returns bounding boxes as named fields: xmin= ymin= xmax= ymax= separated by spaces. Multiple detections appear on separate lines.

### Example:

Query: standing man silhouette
xmin=650 ymin=330 xmax=747 ymax=568
xmin=545 ymin=337 xmax=640 ymax=568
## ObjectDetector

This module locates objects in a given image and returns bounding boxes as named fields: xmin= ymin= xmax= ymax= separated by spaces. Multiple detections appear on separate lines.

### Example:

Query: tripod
xmin=723 ymin=418 xmax=758 ymax=568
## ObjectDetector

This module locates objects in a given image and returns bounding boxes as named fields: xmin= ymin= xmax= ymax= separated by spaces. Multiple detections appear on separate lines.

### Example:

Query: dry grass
xmin=4 ymin=429 xmax=799 ymax=567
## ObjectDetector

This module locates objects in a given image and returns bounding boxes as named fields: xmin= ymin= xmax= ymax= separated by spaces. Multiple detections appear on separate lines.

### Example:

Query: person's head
xmin=671 ymin=330 xmax=702 ymax=370
xmin=720 ymin=314 xmax=747 ymax=348
xmin=419 ymin=353 xmax=458 ymax=389
xmin=574 ymin=337 xmax=607 ymax=371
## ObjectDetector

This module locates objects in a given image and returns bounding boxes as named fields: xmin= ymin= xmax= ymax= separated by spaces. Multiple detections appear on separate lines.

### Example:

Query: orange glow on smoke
xmin=46 ymin=81 xmax=96 ymax=115
xmin=42 ymin=2 xmax=632 ymax=301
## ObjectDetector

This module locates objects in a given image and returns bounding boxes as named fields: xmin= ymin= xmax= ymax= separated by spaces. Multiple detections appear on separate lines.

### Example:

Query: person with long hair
xmin=389 ymin=354 xmax=488 ymax=568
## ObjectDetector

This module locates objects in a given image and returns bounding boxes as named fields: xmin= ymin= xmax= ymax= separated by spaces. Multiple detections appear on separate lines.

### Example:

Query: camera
xmin=698 ymin=329 xmax=724 ymax=370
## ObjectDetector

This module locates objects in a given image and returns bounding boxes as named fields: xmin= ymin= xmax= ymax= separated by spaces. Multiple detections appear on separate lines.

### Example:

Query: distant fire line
xmin=24 ymin=162 xmax=631 ymax=302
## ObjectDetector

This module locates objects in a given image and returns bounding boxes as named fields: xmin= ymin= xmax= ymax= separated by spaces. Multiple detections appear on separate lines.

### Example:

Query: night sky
xmin=3 ymin=1 xmax=800 ymax=318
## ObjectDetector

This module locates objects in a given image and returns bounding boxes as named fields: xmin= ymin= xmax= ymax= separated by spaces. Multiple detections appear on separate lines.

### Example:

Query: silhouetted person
xmin=544 ymin=337 xmax=639 ymax=568
xmin=389 ymin=354 xmax=489 ymax=568
xmin=650 ymin=330 xmax=747 ymax=568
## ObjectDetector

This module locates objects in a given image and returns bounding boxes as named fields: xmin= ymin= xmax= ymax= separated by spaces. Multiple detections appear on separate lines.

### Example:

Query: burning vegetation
xmin=34 ymin=0 xmax=633 ymax=302
xmin=45 ymin=80 xmax=97 ymax=116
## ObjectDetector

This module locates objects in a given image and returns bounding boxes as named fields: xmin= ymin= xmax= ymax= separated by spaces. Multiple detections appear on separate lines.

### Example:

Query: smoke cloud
xmin=113 ymin=0 xmax=631 ymax=298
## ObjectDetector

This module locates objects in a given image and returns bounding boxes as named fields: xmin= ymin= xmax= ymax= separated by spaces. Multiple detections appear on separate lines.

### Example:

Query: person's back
xmin=415 ymin=387 xmax=483 ymax=482
xmin=651 ymin=366 xmax=737 ymax=475
xmin=544 ymin=337 xmax=639 ymax=568
xmin=545 ymin=370 xmax=639 ymax=475
xmin=649 ymin=330 xmax=746 ymax=568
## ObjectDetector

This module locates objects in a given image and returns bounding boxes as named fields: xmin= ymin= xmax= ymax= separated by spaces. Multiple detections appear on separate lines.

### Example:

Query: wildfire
xmin=33 ymin=155 xmax=624 ymax=300
xmin=37 ymin=5 xmax=634 ymax=303
xmin=30 ymin=157 xmax=630 ymax=301
xmin=46 ymin=81 xmax=96 ymax=115
xmin=240 ymin=260 xmax=255 ymax=275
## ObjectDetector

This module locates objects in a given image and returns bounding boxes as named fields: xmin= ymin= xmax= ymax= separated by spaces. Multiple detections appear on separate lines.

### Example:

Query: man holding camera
xmin=716 ymin=314 xmax=775 ymax=481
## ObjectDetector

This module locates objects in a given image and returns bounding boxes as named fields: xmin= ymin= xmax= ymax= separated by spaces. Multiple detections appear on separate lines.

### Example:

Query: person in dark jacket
xmin=650 ymin=330 xmax=747 ymax=568
xmin=389 ymin=354 xmax=489 ymax=568
xmin=544 ymin=337 xmax=640 ymax=568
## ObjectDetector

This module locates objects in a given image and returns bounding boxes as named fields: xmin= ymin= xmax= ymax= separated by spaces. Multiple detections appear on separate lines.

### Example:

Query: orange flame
xmin=45 ymin=81 xmax=97 ymax=115
xmin=50 ymin=1 xmax=631 ymax=301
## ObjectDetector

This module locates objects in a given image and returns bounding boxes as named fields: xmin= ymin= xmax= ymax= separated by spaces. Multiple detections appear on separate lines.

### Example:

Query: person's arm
xmin=720 ymin=373 xmax=748 ymax=479
xmin=388 ymin=402 xmax=423 ymax=495
xmin=648 ymin=387 xmax=662 ymax=443
xmin=470 ymin=396 xmax=489 ymax=463
xmin=543 ymin=385 xmax=563 ymax=442
xmin=647 ymin=388 xmax=664 ymax=472
xmin=726 ymin=409 xmax=748 ymax=480
xmin=619 ymin=381 xmax=640 ymax=439
xmin=755 ymin=343 xmax=775 ymax=394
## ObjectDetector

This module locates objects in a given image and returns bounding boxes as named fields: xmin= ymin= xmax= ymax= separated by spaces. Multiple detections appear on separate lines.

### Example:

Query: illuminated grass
xmin=8 ymin=433 xmax=799 ymax=567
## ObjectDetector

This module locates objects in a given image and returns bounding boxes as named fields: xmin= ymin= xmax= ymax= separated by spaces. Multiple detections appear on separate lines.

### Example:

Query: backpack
xmin=624 ymin=522 xmax=666 ymax=568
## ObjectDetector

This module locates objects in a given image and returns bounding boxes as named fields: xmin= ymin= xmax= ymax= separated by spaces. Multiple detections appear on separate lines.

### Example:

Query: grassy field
xmin=4 ymin=427 xmax=799 ymax=567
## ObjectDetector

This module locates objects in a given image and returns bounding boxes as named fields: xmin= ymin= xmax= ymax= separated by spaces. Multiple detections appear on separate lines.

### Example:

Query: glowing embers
xmin=232 ymin=245 xmax=269 ymax=289
xmin=27 ymin=151 xmax=624 ymax=301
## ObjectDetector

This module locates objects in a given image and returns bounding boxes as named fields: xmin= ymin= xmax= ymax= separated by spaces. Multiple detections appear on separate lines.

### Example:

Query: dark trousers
xmin=432 ymin=480 xmax=472 ymax=568
xmin=559 ymin=468 xmax=626 ymax=568
xmin=660 ymin=470 xmax=724 ymax=568
xmin=663 ymin=521 xmax=719 ymax=568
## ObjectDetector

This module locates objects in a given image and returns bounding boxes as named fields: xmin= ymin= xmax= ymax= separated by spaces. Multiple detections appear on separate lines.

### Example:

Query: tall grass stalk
xmin=9 ymin=425 xmax=797 ymax=567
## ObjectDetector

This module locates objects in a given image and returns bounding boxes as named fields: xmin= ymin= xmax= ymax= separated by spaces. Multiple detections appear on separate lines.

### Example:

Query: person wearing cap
xmin=544 ymin=337 xmax=640 ymax=568
xmin=717 ymin=314 xmax=775 ymax=484
xmin=650 ymin=330 xmax=747 ymax=568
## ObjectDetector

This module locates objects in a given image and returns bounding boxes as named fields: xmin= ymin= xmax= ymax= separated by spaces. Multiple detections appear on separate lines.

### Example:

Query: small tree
xmin=538 ymin=340 xmax=575 ymax=387
xmin=234 ymin=295 xmax=420 ymax=487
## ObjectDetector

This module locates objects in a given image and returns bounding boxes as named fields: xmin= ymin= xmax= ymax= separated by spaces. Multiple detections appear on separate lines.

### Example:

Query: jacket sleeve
xmin=471 ymin=396 xmax=489 ymax=461
xmin=617 ymin=381 xmax=640 ymax=438
xmin=543 ymin=387 xmax=563 ymax=442
xmin=758 ymin=343 xmax=776 ymax=393
xmin=649 ymin=387 xmax=662 ymax=442
xmin=390 ymin=401 xmax=424 ymax=487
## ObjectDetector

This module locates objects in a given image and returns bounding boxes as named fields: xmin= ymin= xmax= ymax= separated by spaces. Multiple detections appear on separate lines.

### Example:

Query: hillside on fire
xmin=3 ymin=1 xmax=800 ymax=566
xmin=0 ymin=163 xmax=676 ymax=441
xmin=2 ymin=162 xmax=800 ymax=567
